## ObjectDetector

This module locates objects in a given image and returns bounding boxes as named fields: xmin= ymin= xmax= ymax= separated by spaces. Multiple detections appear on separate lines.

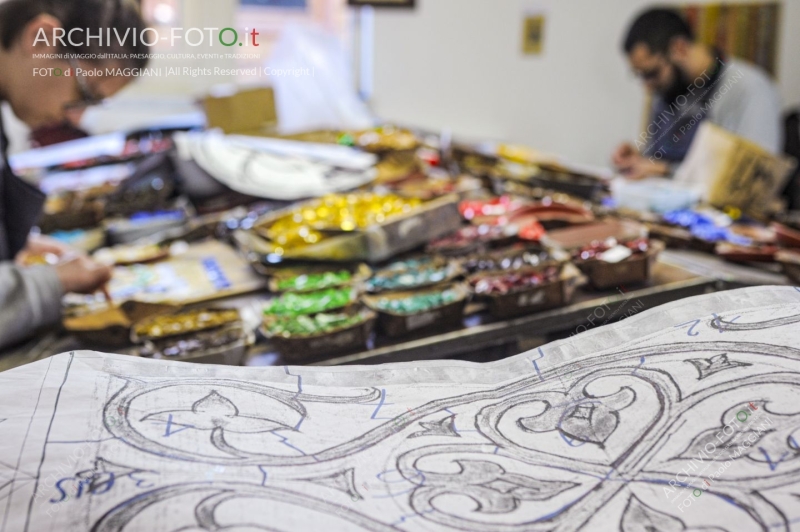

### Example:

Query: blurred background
xmin=5 ymin=0 xmax=798 ymax=166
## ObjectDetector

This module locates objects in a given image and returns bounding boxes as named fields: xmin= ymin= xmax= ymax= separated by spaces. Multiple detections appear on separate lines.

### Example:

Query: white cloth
xmin=174 ymin=131 xmax=377 ymax=200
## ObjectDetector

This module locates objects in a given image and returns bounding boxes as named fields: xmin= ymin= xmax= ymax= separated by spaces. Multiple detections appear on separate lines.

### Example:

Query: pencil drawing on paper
xmin=1 ymin=286 xmax=799 ymax=531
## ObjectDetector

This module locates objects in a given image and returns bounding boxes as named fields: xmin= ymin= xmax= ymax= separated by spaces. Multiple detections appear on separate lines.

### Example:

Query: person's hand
xmin=16 ymin=234 xmax=83 ymax=266
xmin=55 ymin=256 xmax=112 ymax=295
xmin=618 ymin=157 xmax=670 ymax=180
xmin=612 ymin=142 xmax=638 ymax=169
xmin=612 ymin=143 xmax=669 ymax=180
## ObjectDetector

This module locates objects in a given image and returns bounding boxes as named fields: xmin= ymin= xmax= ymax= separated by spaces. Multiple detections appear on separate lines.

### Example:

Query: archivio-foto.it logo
xmin=32 ymin=27 xmax=261 ymax=48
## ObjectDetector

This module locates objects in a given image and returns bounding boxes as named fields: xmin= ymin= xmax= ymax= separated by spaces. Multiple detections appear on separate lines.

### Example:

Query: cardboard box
xmin=366 ymin=258 xmax=463 ymax=294
xmin=262 ymin=308 xmax=376 ymax=363
xmin=362 ymin=283 xmax=470 ymax=338
xmin=364 ymin=195 xmax=461 ymax=260
xmin=776 ymin=250 xmax=800 ymax=284
xmin=242 ymin=195 xmax=463 ymax=263
xmin=162 ymin=331 xmax=251 ymax=366
xmin=129 ymin=308 xmax=253 ymax=365
xmin=575 ymin=240 xmax=665 ymax=290
xmin=203 ymin=87 xmax=277 ymax=135
xmin=544 ymin=219 xmax=646 ymax=250
xmin=63 ymin=301 xmax=178 ymax=347
xmin=472 ymin=263 xmax=581 ymax=319
xmin=267 ymin=264 xmax=372 ymax=292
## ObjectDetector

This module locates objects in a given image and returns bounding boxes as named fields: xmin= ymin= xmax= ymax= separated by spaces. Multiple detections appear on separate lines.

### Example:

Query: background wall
xmin=369 ymin=0 xmax=800 ymax=166
xmin=131 ymin=0 xmax=348 ymax=95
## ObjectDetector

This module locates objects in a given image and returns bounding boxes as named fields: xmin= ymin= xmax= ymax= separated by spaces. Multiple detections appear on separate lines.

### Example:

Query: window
xmin=235 ymin=0 xmax=351 ymax=78
xmin=141 ymin=0 xmax=352 ymax=83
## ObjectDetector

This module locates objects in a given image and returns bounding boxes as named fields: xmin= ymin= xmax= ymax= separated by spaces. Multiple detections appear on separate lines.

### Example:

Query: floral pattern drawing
xmin=1 ymin=286 xmax=799 ymax=531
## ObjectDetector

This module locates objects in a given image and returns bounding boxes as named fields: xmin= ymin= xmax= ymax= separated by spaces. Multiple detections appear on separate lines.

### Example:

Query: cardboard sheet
xmin=65 ymin=240 xmax=266 ymax=311
xmin=673 ymin=123 xmax=796 ymax=218
xmin=2 ymin=286 xmax=800 ymax=531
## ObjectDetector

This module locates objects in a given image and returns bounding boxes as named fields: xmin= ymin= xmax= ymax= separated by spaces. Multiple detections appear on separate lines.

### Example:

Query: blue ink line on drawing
xmin=675 ymin=319 xmax=701 ymax=336
xmin=712 ymin=313 xmax=740 ymax=333
xmin=631 ymin=356 xmax=646 ymax=375
xmin=148 ymin=413 xmax=192 ymax=438
xmin=272 ymin=431 xmax=306 ymax=456
xmin=531 ymin=348 xmax=545 ymax=381
xmin=758 ymin=448 xmax=790 ymax=471
xmin=361 ymin=389 xmax=394 ymax=420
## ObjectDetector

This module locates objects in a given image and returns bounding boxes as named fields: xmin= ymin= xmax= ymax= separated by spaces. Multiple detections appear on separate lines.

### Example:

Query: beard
xmin=659 ymin=64 xmax=694 ymax=106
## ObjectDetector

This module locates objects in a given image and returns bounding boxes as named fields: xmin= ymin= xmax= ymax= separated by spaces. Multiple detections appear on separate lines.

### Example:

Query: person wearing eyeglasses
xmin=612 ymin=8 xmax=782 ymax=180
xmin=0 ymin=0 xmax=148 ymax=350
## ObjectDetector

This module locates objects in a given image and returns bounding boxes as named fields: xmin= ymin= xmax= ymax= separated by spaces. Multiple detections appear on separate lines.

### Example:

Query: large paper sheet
xmin=2 ymin=286 xmax=800 ymax=531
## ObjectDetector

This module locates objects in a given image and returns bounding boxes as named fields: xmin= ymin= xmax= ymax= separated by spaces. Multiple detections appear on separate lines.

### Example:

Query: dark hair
xmin=623 ymin=8 xmax=694 ymax=55
xmin=0 ymin=0 xmax=149 ymax=69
